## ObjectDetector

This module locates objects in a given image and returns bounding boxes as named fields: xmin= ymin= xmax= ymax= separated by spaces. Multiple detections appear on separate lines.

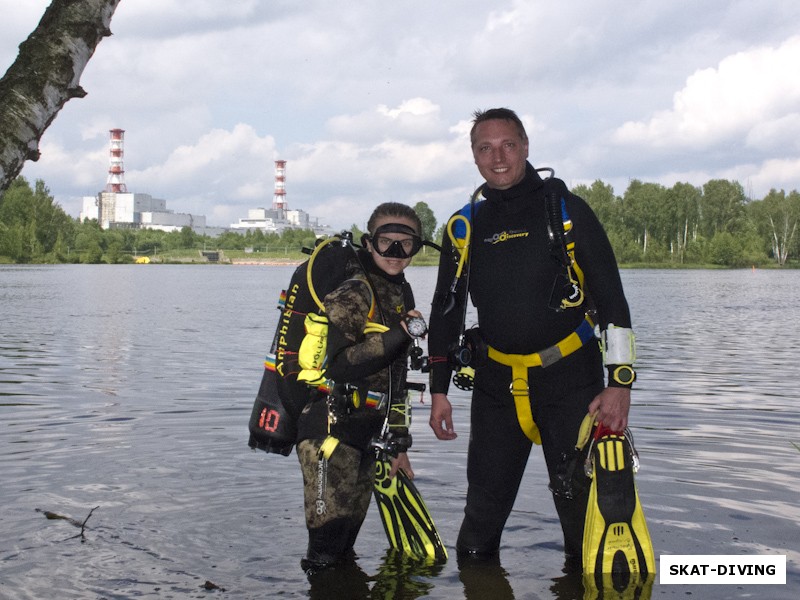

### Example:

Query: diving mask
xmin=365 ymin=223 xmax=423 ymax=259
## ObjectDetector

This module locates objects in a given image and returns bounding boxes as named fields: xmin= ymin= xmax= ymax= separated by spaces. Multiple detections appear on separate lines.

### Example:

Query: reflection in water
xmin=306 ymin=558 xmax=371 ymax=600
xmin=457 ymin=553 xmax=515 ymax=600
xmin=305 ymin=549 xmax=443 ymax=600
xmin=370 ymin=549 xmax=443 ymax=599
xmin=580 ymin=572 xmax=654 ymax=600
xmin=304 ymin=550 xmax=656 ymax=600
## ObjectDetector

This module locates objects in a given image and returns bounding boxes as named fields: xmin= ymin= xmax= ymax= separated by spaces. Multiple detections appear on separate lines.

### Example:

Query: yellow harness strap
xmin=486 ymin=349 xmax=542 ymax=444
xmin=487 ymin=315 xmax=596 ymax=445
xmin=318 ymin=435 xmax=340 ymax=460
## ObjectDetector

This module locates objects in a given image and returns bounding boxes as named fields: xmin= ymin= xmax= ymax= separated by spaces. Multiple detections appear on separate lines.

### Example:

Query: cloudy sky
xmin=3 ymin=1 xmax=800 ymax=231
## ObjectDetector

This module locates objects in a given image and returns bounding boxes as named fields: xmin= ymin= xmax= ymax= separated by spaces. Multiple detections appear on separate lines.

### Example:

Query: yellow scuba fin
xmin=576 ymin=412 xmax=596 ymax=451
xmin=373 ymin=459 xmax=448 ymax=562
xmin=582 ymin=425 xmax=655 ymax=592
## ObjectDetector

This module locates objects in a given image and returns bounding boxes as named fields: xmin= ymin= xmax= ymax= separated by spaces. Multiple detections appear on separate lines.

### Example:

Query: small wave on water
xmin=1 ymin=265 xmax=798 ymax=598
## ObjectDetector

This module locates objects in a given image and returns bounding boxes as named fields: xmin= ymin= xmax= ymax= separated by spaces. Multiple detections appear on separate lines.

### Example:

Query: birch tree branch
xmin=0 ymin=0 xmax=122 ymax=194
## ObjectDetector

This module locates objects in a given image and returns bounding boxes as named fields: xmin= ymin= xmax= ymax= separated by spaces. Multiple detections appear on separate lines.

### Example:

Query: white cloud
xmin=290 ymin=100 xmax=470 ymax=187
xmin=132 ymin=124 xmax=277 ymax=201
xmin=747 ymin=156 xmax=800 ymax=195
xmin=746 ymin=113 xmax=800 ymax=153
xmin=613 ymin=36 xmax=800 ymax=149
xmin=34 ymin=139 xmax=107 ymax=191
xmin=5 ymin=0 xmax=800 ymax=227
xmin=326 ymin=98 xmax=447 ymax=143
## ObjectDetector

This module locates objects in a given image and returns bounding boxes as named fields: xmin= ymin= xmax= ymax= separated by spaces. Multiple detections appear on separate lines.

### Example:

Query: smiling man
xmin=470 ymin=115 xmax=530 ymax=190
xmin=427 ymin=108 xmax=641 ymax=568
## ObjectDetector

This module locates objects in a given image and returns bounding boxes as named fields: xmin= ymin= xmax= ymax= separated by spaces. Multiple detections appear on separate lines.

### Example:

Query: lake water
xmin=1 ymin=264 xmax=798 ymax=599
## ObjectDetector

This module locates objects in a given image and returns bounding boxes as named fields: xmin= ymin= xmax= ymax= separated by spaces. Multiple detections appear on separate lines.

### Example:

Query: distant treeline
xmin=1 ymin=176 xmax=798 ymax=267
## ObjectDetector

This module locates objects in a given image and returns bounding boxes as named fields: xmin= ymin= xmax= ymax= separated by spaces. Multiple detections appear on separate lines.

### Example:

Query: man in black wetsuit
xmin=427 ymin=108 xmax=636 ymax=563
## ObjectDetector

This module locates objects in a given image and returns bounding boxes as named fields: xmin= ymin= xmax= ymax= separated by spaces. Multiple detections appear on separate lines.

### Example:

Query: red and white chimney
xmin=105 ymin=128 xmax=128 ymax=193
xmin=272 ymin=160 xmax=286 ymax=211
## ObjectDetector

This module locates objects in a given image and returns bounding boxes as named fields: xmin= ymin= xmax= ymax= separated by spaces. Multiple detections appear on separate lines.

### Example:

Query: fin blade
xmin=582 ymin=433 xmax=655 ymax=581
xmin=373 ymin=460 xmax=448 ymax=561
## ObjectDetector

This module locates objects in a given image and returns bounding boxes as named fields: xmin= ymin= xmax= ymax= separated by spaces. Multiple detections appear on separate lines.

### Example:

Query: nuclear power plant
xmin=80 ymin=130 xmax=330 ymax=237
xmin=229 ymin=160 xmax=331 ymax=234
xmin=80 ymin=129 xmax=214 ymax=233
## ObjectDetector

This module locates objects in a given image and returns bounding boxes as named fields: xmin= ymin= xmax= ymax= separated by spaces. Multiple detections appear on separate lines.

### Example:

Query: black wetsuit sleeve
xmin=569 ymin=193 xmax=635 ymax=387
xmin=569 ymin=194 xmax=632 ymax=330
xmin=427 ymin=218 xmax=465 ymax=394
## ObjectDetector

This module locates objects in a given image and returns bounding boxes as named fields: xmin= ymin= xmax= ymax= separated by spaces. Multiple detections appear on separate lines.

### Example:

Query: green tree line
xmin=573 ymin=179 xmax=799 ymax=267
xmin=1 ymin=176 xmax=798 ymax=267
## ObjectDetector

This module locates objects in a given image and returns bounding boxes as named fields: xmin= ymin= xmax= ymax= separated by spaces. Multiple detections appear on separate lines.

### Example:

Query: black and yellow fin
xmin=373 ymin=459 xmax=448 ymax=562
xmin=582 ymin=430 xmax=655 ymax=589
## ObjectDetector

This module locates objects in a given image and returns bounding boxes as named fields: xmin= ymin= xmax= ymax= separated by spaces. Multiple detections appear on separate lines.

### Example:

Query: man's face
xmin=471 ymin=119 xmax=529 ymax=190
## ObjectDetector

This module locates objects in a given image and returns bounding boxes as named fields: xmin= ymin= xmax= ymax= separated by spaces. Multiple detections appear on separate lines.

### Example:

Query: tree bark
xmin=0 ymin=0 xmax=122 ymax=195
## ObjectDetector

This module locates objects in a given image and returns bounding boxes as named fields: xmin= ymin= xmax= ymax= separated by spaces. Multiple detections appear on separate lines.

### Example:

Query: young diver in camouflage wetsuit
xmin=295 ymin=202 xmax=427 ymax=573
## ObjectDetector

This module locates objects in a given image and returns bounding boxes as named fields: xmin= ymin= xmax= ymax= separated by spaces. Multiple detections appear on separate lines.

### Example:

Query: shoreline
xmin=229 ymin=259 xmax=304 ymax=266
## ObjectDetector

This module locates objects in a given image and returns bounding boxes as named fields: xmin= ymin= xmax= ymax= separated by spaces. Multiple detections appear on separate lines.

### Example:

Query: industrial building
xmin=79 ymin=190 xmax=208 ymax=232
xmin=228 ymin=160 xmax=334 ymax=236
xmin=79 ymin=129 xmax=220 ymax=235
xmin=79 ymin=131 xmax=331 ymax=237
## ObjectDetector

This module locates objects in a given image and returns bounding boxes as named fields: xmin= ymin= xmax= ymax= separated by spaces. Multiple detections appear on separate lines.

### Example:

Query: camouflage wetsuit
xmin=296 ymin=249 xmax=415 ymax=571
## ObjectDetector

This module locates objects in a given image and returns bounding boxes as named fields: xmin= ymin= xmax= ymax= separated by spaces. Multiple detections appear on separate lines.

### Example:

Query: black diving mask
xmin=364 ymin=223 xmax=423 ymax=259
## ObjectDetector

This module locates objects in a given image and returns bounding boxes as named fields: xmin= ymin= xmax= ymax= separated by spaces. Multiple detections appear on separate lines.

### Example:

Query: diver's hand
xmin=390 ymin=452 xmax=413 ymax=479
xmin=429 ymin=393 xmax=457 ymax=440
xmin=400 ymin=309 xmax=426 ymax=338
xmin=588 ymin=386 xmax=631 ymax=433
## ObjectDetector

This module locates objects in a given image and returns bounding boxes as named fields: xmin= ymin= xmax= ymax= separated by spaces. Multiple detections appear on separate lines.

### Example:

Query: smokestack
xmin=273 ymin=160 xmax=286 ymax=210
xmin=105 ymin=128 xmax=128 ymax=193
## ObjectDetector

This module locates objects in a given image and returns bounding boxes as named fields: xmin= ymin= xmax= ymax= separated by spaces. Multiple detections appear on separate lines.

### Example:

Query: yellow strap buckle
xmin=318 ymin=436 xmax=340 ymax=460
xmin=509 ymin=377 xmax=529 ymax=397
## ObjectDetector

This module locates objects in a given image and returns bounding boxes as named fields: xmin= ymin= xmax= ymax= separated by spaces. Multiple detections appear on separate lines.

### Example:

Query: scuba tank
xmin=247 ymin=325 xmax=298 ymax=456
xmin=247 ymin=233 xmax=361 ymax=455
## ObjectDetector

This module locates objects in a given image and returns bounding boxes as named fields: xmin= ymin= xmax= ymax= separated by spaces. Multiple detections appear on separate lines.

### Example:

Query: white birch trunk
xmin=0 ymin=0 xmax=122 ymax=194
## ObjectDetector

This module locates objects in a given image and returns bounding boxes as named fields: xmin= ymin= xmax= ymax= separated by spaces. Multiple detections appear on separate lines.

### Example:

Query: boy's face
xmin=367 ymin=215 xmax=418 ymax=276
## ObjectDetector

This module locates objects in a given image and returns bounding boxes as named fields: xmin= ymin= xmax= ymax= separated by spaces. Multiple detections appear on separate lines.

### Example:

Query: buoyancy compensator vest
xmin=247 ymin=232 xmax=374 ymax=456
xmin=543 ymin=176 xmax=589 ymax=312
xmin=440 ymin=169 xmax=589 ymax=391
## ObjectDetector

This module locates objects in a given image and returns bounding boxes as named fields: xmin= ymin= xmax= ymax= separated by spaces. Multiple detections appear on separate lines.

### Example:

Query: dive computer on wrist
xmin=611 ymin=365 xmax=636 ymax=386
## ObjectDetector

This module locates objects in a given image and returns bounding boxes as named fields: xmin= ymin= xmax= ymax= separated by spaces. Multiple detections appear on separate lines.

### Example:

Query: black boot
xmin=552 ymin=491 xmax=588 ymax=561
